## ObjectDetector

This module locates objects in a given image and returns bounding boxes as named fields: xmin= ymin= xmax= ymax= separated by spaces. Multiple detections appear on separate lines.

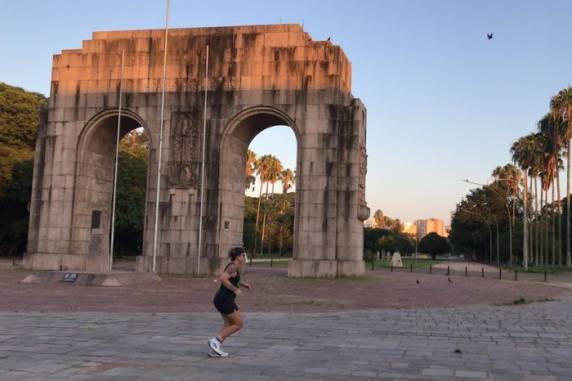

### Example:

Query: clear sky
xmin=2 ymin=0 xmax=571 ymax=224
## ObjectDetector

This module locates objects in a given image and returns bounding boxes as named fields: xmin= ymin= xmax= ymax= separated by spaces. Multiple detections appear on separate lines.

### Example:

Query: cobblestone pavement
xmin=1 ymin=299 xmax=572 ymax=381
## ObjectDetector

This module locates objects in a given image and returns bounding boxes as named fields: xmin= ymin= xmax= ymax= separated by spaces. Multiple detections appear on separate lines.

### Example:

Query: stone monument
xmin=391 ymin=252 xmax=403 ymax=268
xmin=25 ymin=24 xmax=369 ymax=277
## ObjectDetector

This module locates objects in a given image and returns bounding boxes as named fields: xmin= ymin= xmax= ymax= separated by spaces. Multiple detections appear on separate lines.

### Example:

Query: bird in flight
xmin=487 ymin=33 xmax=493 ymax=40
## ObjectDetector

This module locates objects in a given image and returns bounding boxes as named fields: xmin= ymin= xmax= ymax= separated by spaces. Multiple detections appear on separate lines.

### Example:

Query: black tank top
xmin=216 ymin=263 xmax=240 ymax=299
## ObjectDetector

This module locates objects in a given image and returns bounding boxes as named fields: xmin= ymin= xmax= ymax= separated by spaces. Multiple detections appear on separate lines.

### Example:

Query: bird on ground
xmin=487 ymin=33 xmax=493 ymax=40
xmin=416 ymin=280 xmax=420 ymax=285
xmin=448 ymin=278 xmax=453 ymax=284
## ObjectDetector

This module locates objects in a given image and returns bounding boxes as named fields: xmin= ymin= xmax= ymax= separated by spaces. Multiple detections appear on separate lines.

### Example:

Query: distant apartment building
xmin=415 ymin=218 xmax=446 ymax=240
xmin=402 ymin=222 xmax=417 ymax=236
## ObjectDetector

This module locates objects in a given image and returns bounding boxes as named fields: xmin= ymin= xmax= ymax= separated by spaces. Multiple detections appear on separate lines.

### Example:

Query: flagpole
xmin=109 ymin=49 xmax=124 ymax=272
xmin=152 ymin=0 xmax=170 ymax=273
xmin=197 ymin=45 xmax=209 ymax=275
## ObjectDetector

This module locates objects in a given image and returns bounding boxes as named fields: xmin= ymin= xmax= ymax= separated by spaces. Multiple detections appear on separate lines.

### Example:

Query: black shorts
xmin=213 ymin=295 xmax=239 ymax=315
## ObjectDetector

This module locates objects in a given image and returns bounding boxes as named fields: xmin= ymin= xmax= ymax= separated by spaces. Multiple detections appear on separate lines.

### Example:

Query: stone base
xmin=23 ymin=252 xmax=111 ymax=272
xmin=288 ymin=259 xmax=365 ymax=278
xmin=22 ymin=253 xmax=67 ymax=270
xmin=20 ymin=271 xmax=161 ymax=287
xmin=136 ymin=255 xmax=222 ymax=276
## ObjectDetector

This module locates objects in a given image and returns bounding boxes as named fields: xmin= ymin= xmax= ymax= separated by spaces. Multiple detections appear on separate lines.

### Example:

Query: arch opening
xmin=72 ymin=112 xmax=150 ymax=272
xmin=244 ymin=126 xmax=297 ymax=260
xmin=218 ymin=109 xmax=301 ymax=264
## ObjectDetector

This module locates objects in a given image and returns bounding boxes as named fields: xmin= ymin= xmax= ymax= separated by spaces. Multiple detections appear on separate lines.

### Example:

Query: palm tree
xmin=511 ymin=133 xmax=540 ymax=270
xmin=528 ymin=133 xmax=545 ymax=266
xmin=281 ymin=168 xmax=295 ymax=193
xmin=550 ymin=87 xmax=572 ymax=268
xmin=539 ymin=114 xmax=566 ymax=266
xmin=253 ymin=154 xmax=274 ymax=256
xmin=262 ymin=156 xmax=283 ymax=255
xmin=492 ymin=163 xmax=521 ymax=266
xmin=245 ymin=149 xmax=257 ymax=190
xmin=277 ymin=168 xmax=294 ymax=256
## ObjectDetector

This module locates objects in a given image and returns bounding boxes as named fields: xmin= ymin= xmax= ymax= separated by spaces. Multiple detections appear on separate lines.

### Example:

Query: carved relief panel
xmin=167 ymin=112 xmax=202 ymax=188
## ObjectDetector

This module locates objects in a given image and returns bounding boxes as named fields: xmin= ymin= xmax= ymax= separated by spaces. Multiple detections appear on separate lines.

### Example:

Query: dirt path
xmin=0 ymin=267 xmax=568 ymax=313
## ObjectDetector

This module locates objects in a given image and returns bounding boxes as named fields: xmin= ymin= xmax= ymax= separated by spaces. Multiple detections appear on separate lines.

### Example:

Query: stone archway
xmin=25 ymin=24 xmax=369 ymax=277
xmin=217 ymin=106 xmax=301 ymax=265
xmin=26 ymin=109 xmax=151 ymax=272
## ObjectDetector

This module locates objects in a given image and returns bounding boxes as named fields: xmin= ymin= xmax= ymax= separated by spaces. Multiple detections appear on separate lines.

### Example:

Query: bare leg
xmin=216 ymin=311 xmax=244 ymax=341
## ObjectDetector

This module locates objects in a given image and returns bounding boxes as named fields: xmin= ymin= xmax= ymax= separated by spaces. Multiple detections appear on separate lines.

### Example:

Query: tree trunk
xmin=538 ymin=184 xmax=546 ymax=265
xmin=566 ymin=139 xmax=572 ymax=268
xmin=552 ymin=179 xmax=556 ymax=266
xmin=523 ymin=172 xmax=528 ymax=270
xmin=254 ymin=179 xmax=264 ymax=256
xmin=557 ymin=173 xmax=563 ymax=267
xmin=536 ymin=176 xmax=540 ymax=265
xmin=260 ymin=214 xmax=267 ymax=256
xmin=529 ymin=174 xmax=534 ymax=267
xmin=260 ymin=181 xmax=270 ymax=256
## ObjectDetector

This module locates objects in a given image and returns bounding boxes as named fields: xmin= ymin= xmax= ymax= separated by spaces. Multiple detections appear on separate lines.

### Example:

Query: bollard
xmin=390 ymin=264 xmax=393 ymax=272
xmin=499 ymin=267 xmax=502 ymax=280
xmin=270 ymin=258 xmax=273 ymax=268
xmin=465 ymin=266 xmax=468 ymax=277
xmin=514 ymin=270 xmax=517 ymax=281
xmin=447 ymin=266 xmax=450 ymax=276
xmin=410 ymin=263 xmax=413 ymax=273
xmin=544 ymin=271 xmax=547 ymax=282
xmin=429 ymin=264 xmax=432 ymax=274
xmin=481 ymin=268 xmax=484 ymax=278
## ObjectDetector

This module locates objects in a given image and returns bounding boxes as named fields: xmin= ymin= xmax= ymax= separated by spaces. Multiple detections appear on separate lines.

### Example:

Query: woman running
xmin=208 ymin=247 xmax=251 ymax=357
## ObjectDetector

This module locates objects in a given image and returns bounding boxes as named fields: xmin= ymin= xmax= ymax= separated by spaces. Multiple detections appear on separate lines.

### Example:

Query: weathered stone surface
xmin=25 ymin=24 xmax=369 ymax=277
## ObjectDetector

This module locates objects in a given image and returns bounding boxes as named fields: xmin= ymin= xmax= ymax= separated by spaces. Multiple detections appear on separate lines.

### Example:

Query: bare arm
xmin=218 ymin=264 xmax=241 ymax=295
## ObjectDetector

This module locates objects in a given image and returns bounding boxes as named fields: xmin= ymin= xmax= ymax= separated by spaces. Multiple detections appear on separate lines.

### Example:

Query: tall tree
xmin=0 ymin=83 xmax=46 ymax=256
xmin=550 ymin=87 xmax=572 ymax=268
xmin=253 ymin=154 xmax=273 ymax=255
xmin=263 ymin=156 xmax=283 ymax=255
xmin=280 ymin=168 xmax=294 ymax=193
xmin=373 ymin=209 xmax=384 ymax=228
xmin=511 ymin=133 xmax=539 ymax=270
xmin=491 ymin=163 xmax=521 ymax=266
xmin=245 ymin=149 xmax=257 ymax=190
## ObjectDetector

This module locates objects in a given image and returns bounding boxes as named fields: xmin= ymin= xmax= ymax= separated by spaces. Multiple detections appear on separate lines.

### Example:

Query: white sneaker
xmin=208 ymin=348 xmax=229 ymax=358
xmin=208 ymin=337 xmax=228 ymax=357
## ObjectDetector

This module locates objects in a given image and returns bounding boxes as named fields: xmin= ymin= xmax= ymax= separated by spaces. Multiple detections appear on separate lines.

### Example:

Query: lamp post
xmin=463 ymin=179 xmax=513 ymax=267
xmin=458 ymin=207 xmax=495 ymax=265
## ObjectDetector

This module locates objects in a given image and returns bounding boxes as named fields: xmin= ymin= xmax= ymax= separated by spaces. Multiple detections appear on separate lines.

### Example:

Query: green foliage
xmin=0 ymin=159 xmax=34 ymax=256
xmin=418 ymin=232 xmax=450 ymax=259
xmin=0 ymin=82 xmax=45 ymax=256
xmin=377 ymin=232 xmax=414 ymax=255
xmin=244 ymin=192 xmax=295 ymax=256
xmin=0 ymin=82 xmax=45 ymax=149
xmin=113 ymin=130 xmax=149 ymax=256
xmin=363 ymin=227 xmax=414 ymax=256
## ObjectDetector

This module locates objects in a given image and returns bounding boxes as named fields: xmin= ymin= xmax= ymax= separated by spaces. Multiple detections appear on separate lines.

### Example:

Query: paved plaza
xmin=1 ymin=297 xmax=572 ymax=380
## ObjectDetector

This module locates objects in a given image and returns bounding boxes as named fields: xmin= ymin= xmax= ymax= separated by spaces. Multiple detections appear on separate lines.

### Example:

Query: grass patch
xmin=294 ymin=299 xmax=342 ymax=307
xmin=503 ymin=297 xmax=557 ymax=306
xmin=372 ymin=258 xmax=444 ymax=270
xmin=249 ymin=259 xmax=290 ymax=268
xmin=506 ymin=265 xmax=569 ymax=274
